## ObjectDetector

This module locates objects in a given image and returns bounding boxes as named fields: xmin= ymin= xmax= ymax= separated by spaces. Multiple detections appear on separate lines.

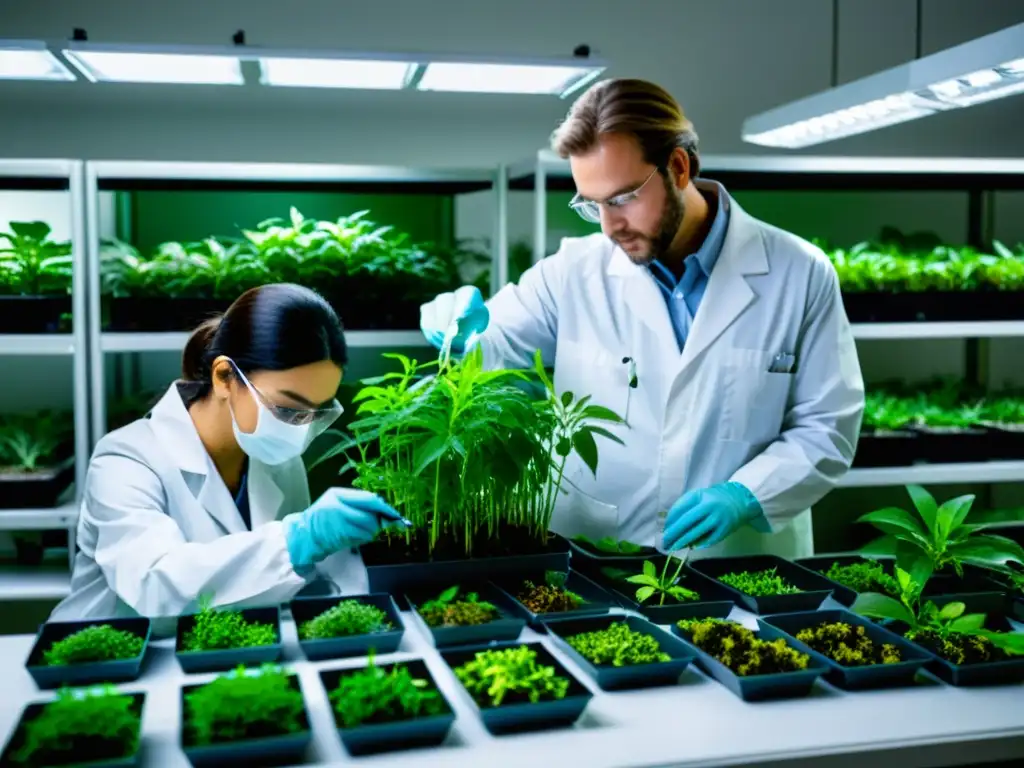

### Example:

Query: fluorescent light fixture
xmin=417 ymin=58 xmax=604 ymax=97
xmin=0 ymin=40 xmax=75 ymax=81
xmin=743 ymin=22 xmax=1024 ymax=148
xmin=62 ymin=42 xmax=243 ymax=85
xmin=259 ymin=56 xmax=415 ymax=89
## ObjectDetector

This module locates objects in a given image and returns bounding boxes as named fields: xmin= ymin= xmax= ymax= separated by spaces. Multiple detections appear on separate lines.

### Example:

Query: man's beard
xmin=618 ymin=184 xmax=685 ymax=266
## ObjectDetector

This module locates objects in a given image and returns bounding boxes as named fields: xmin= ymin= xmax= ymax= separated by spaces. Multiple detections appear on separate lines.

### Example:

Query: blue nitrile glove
xmin=419 ymin=285 xmax=490 ymax=353
xmin=662 ymin=482 xmax=768 ymax=551
xmin=283 ymin=488 xmax=404 ymax=572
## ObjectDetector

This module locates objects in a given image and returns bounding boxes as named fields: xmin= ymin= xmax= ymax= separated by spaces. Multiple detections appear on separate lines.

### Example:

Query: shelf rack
xmin=0 ymin=159 xmax=86 ymax=575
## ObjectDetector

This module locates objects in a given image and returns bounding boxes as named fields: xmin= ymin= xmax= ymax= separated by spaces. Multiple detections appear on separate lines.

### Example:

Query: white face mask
xmin=231 ymin=398 xmax=313 ymax=466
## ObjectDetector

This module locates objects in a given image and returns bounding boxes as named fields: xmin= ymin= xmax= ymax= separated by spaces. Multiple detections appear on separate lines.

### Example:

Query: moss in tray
xmin=7 ymin=686 xmax=140 ymax=766
xmin=328 ymin=653 xmax=447 ymax=728
xmin=418 ymin=586 xmax=499 ymax=628
xmin=718 ymin=567 xmax=802 ymax=597
xmin=453 ymin=645 xmax=570 ymax=706
xmin=41 ymin=624 xmax=144 ymax=666
xmin=184 ymin=664 xmax=305 ymax=746
xmin=822 ymin=561 xmax=899 ymax=597
xmin=515 ymin=572 xmax=585 ymax=614
xmin=795 ymin=621 xmax=902 ymax=666
xmin=680 ymin=619 xmax=809 ymax=676
xmin=183 ymin=601 xmax=276 ymax=652
xmin=298 ymin=599 xmax=393 ymax=641
xmin=909 ymin=630 xmax=1009 ymax=665
xmin=564 ymin=621 xmax=670 ymax=667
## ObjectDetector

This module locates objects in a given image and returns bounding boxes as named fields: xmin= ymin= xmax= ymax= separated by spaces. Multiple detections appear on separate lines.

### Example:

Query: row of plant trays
xmin=855 ymin=424 xmax=1024 ymax=467
xmin=841 ymin=289 xmax=1024 ymax=323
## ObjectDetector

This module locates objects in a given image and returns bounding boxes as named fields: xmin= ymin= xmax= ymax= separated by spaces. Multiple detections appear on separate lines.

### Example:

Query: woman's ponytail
xmin=181 ymin=316 xmax=222 ymax=382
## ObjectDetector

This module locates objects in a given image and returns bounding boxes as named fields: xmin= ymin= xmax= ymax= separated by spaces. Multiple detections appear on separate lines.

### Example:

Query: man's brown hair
xmin=551 ymin=78 xmax=701 ymax=176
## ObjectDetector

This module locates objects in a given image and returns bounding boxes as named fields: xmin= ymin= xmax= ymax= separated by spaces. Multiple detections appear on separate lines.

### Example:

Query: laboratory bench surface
xmin=1 ymin=601 xmax=1022 ymax=768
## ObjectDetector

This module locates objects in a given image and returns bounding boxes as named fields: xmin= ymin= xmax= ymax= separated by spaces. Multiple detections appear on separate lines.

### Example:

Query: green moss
xmin=516 ymin=580 xmax=584 ymax=614
xmin=823 ymin=561 xmax=899 ymax=597
xmin=453 ymin=645 xmax=570 ymax=707
xmin=42 ymin=624 xmax=144 ymax=666
xmin=909 ymin=630 xmax=1008 ymax=665
xmin=718 ymin=567 xmax=802 ymax=597
xmin=298 ymin=600 xmax=393 ymax=641
xmin=328 ymin=654 xmax=446 ymax=728
xmin=678 ymin=618 xmax=810 ymax=676
xmin=564 ymin=621 xmax=671 ymax=667
xmin=794 ymin=621 xmax=902 ymax=666
xmin=418 ymin=586 xmax=499 ymax=628
xmin=183 ymin=603 xmax=276 ymax=652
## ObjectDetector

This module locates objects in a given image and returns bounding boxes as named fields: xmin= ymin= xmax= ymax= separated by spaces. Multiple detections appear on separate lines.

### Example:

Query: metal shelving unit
xmin=85 ymin=160 xmax=507 ymax=445
xmin=0 ymin=159 xmax=87 ymax=583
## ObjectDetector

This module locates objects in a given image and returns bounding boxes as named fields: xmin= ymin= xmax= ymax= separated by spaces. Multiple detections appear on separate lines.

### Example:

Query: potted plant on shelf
xmin=687 ymin=554 xmax=835 ymax=614
xmin=593 ymin=555 xmax=735 ymax=623
xmin=0 ymin=410 xmax=75 ymax=510
xmin=176 ymin=597 xmax=282 ymax=673
xmin=0 ymin=686 xmax=145 ymax=766
xmin=180 ymin=664 xmax=311 ymax=766
xmin=854 ymin=390 xmax=920 ymax=467
xmin=0 ymin=220 xmax=73 ymax=334
xmin=290 ymin=593 xmax=404 ymax=661
xmin=25 ymin=617 xmax=151 ymax=689
xmin=405 ymin=584 xmax=525 ymax=648
xmin=319 ymin=652 xmax=455 ymax=756
xmin=312 ymin=347 xmax=625 ymax=592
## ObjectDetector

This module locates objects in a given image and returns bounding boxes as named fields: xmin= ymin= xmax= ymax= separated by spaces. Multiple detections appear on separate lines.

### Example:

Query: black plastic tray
xmin=488 ymin=569 xmax=615 ymax=629
xmin=758 ymin=609 xmax=931 ymax=690
xmin=290 ymin=593 xmax=404 ymax=661
xmin=0 ymin=459 xmax=75 ymax=510
xmin=545 ymin=614 xmax=696 ymax=690
xmin=440 ymin=640 xmax=593 ymax=735
xmin=320 ymin=660 xmax=456 ymax=756
xmin=25 ymin=616 xmax=152 ymax=689
xmin=687 ymin=555 xmax=834 ymax=614
xmin=672 ymin=621 xmax=828 ymax=701
xmin=853 ymin=429 xmax=920 ymax=468
xmin=0 ymin=295 xmax=72 ymax=334
xmin=175 ymin=606 xmax=283 ymax=674
xmin=0 ymin=691 xmax=144 ymax=767
xmin=567 ymin=538 xmax=659 ymax=575
xmin=793 ymin=554 xmax=898 ymax=608
xmin=180 ymin=673 xmax=311 ymax=766
xmin=404 ymin=584 xmax=525 ymax=649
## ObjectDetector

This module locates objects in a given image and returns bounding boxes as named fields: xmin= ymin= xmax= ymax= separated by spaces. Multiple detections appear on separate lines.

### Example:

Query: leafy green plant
xmin=453 ymin=645 xmax=570 ymax=707
xmin=298 ymin=600 xmax=393 ymax=641
xmin=516 ymin=573 xmax=585 ymax=614
xmin=0 ymin=409 xmax=72 ymax=473
xmin=184 ymin=664 xmax=306 ymax=745
xmin=677 ymin=619 xmax=809 ymax=676
xmin=571 ymin=535 xmax=647 ymax=555
xmin=328 ymin=652 xmax=446 ymax=728
xmin=564 ymin=621 xmax=670 ymax=667
xmin=623 ymin=557 xmax=699 ymax=605
xmin=0 ymin=221 xmax=72 ymax=296
xmin=8 ymin=686 xmax=140 ymax=766
xmin=182 ymin=598 xmax=277 ymax=652
xmin=418 ymin=585 xmax=499 ymax=627
xmin=793 ymin=622 xmax=902 ymax=666
xmin=42 ymin=624 xmax=144 ymax=666
xmin=717 ymin=567 xmax=801 ymax=597
xmin=822 ymin=560 xmax=899 ymax=597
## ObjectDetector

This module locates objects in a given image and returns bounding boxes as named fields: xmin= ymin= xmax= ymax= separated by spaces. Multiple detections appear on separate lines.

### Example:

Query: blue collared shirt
xmin=647 ymin=182 xmax=730 ymax=351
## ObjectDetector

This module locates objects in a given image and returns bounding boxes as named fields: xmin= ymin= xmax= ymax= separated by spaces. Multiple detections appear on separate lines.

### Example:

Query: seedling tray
xmin=985 ymin=423 xmax=1024 ymax=460
xmin=853 ymin=429 xmax=921 ymax=468
xmin=0 ymin=691 xmax=145 ymax=767
xmin=175 ymin=606 xmax=283 ymax=674
xmin=290 ymin=593 xmax=404 ymax=661
xmin=0 ymin=295 xmax=72 ymax=334
xmin=319 ymin=661 xmax=456 ymax=756
xmin=911 ymin=425 xmax=993 ymax=463
xmin=25 ymin=616 xmax=152 ymax=689
xmin=545 ymin=614 xmax=696 ymax=691
xmin=439 ymin=640 xmax=593 ymax=735
xmin=106 ymin=296 xmax=230 ymax=333
xmin=404 ymin=584 xmax=525 ymax=649
xmin=488 ymin=569 xmax=615 ymax=629
xmin=793 ymin=554 xmax=897 ymax=608
xmin=0 ymin=459 xmax=75 ymax=510
xmin=687 ymin=555 xmax=834 ymax=614
xmin=180 ymin=674 xmax=311 ymax=766
xmin=672 ymin=622 xmax=828 ymax=702
xmin=758 ymin=610 xmax=931 ymax=690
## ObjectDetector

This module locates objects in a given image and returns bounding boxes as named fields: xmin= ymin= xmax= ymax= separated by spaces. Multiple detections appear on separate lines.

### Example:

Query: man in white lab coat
xmin=421 ymin=78 xmax=864 ymax=559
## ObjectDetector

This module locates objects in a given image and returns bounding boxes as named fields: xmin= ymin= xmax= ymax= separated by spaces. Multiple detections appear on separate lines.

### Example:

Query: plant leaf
xmin=572 ymin=429 xmax=599 ymax=476
xmin=906 ymin=484 xmax=938 ymax=535
xmin=856 ymin=507 xmax=930 ymax=546
xmin=947 ymin=535 xmax=1024 ymax=569
xmin=582 ymin=404 xmax=625 ymax=424
xmin=939 ymin=494 xmax=976 ymax=539
xmin=938 ymin=601 xmax=965 ymax=620
xmin=851 ymin=592 xmax=916 ymax=625
xmin=643 ymin=560 xmax=656 ymax=579
xmin=626 ymin=574 xmax=658 ymax=587
xmin=858 ymin=535 xmax=899 ymax=558
xmin=635 ymin=586 xmax=656 ymax=603
xmin=982 ymin=631 xmax=1024 ymax=656
xmin=948 ymin=613 xmax=985 ymax=633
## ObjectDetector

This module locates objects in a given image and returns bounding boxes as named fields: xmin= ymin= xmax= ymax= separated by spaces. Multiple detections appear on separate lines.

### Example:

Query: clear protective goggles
xmin=569 ymin=167 xmax=660 ymax=223
xmin=227 ymin=359 xmax=344 ymax=429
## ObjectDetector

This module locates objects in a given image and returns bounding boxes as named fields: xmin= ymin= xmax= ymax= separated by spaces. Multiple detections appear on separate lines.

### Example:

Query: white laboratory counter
xmin=1 ymin=603 xmax=1022 ymax=768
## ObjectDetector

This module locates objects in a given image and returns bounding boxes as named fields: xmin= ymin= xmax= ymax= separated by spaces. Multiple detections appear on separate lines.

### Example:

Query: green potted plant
xmin=405 ymin=584 xmax=525 ymax=648
xmin=25 ymin=617 xmax=151 ymax=689
xmin=289 ymin=594 xmax=404 ymax=661
xmin=0 ymin=220 xmax=73 ymax=334
xmin=319 ymin=653 xmax=455 ymax=756
xmin=175 ymin=597 xmax=282 ymax=673
xmin=180 ymin=664 xmax=311 ymax=765
xmin=0 ymin=686 xmax=144 ymax=766
xmin=0 ymin=410 xmax=75 ymax=510
xmin=688 ymin=555 xmax=835 ymax=614
xmin=593 ymin=555 xmax=735 ymax=622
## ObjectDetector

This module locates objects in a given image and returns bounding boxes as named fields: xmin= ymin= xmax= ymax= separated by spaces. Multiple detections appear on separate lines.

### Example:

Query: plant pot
xmin=439 ymin=641 xmax=593 ymax=735
xmin=25 ymin=617 xmax=152 ymax=689
xmin=0 ymin=458 xmax=75 ymax=510
xmin=983 ymin=423 xmax=1024 ymax=460
xmin=545 ymin=614 xmax=696 ymax=691
xmin=175 ymin=606 xmax=283 ymax=673
xmin=290 ymin=594 xmax=405 ymax=661
xmin=757 ymin=610 xmax=931 ymax=690
xmin=0 ymin=295 xmax=72 ymax=334
xmin=404 ymin=584 xmax=526 ymax=649
xmin=0 ymin=692 xmax=145 ymax=767
xmin=672 ymin=622 xmax=828 ymax=701
xmin=319 ymin=661 xmax=456 ymax=756
xmin=180 ymin=673 xmax=312 ymax=766
xmin=687 ymin=555 xmax=835 ymax=614
xmin=105 ymin=296 xmax=231 ymax=332
xmin=853 ymin=429 xmax=920 ymax=468
xmin=793 ymin=554 xmax=898 ymax=608
xmin=488 ymin=569 xmax=615 ymax=630
xmin=910 ymin=425 xmax=992 ymax=463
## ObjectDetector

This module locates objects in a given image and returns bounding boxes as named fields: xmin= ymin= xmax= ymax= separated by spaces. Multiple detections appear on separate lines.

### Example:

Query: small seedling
xmin=794 ymin=622 xmax=902 ymax=666
xmin=42 ymin=624 xmax=144 ymax=666
xmin=418 ymin=585 xmax=498 ymax=628
xmin=184 ymin=664 xmax=306 ymax=745
xmin=453 ymin=645 xmax=569 ymax=707
xmin=328 ymin=652 xmax=446 ymax=728
xmin=822 ymin=561 xmax=899 ymax=597
xmin=625 ymin=557 xmax=699 ymax=606
xmin=298 ymin=600 xmax=393 ymax=641
xmin=718 ymin=567 xmax=802 ymax=597
xmin=678 ymin=619 xmax=809 ymax=676
xmin=8 ymin=686 xmax=140 ymax=766
xmin=564 ymin=621 xmax=670 ymax=667
xmin=183 ymin=598 xmax=276 ymax=652
xmin=516 ymin=573 xmax=584 ymax=614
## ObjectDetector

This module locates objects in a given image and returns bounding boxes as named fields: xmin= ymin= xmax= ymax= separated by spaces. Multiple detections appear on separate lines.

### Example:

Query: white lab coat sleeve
xmin=729 ymin=253 xmax=864 ymax=529
xmin=84 ymin=452 xmax=309 ymax=617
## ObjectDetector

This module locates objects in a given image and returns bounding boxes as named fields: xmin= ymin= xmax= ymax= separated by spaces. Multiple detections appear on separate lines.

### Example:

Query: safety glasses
xmin=227 ymin=360 xmax=343 ymax=428
xmin=569 ymin=167 xmax=660 ymax=223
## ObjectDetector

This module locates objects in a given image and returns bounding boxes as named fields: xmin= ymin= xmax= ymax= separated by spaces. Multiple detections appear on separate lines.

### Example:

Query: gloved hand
xmin=419 ymin=285 xmax=489 ymax=353
xmin=283 ymin=488 xmax=404 ymax=572
xmin=662 ymin=482 xmax=766 ymax=551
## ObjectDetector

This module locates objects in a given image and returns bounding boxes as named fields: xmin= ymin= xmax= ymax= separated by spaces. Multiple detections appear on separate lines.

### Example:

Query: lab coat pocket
xmin=549 ymin=467 xmax=620 ymax=542
xmin=721 ymin=347 xmax=792 ymax=444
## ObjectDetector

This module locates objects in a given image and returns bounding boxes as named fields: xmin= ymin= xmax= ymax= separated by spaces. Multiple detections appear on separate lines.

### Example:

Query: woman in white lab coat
xmin=50 ymin=283 xmax=402 ymax=624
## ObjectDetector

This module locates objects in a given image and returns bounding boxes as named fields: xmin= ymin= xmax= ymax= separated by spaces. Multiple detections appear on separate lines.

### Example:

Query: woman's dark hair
xmin=182 ymin=283 xmax=347 ymax=400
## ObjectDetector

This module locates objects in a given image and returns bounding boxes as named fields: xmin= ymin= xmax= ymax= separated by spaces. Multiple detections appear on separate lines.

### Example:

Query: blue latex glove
xmin=419 ymin=285 xmax=490 ymax=353
xmin=662 ymin=482 xmax=767 ymax=551
xmin=283 ymin=488 xmax=404 ymax=571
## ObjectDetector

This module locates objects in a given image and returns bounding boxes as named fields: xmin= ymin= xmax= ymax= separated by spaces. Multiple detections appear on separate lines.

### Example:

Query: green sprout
xmin=418 ymin=585 xmax=499 ymax=628
xmin=624 ymin=557 xmax=700 ymax=606
xmin=328 ymin=652 xmax=446 ymax=728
